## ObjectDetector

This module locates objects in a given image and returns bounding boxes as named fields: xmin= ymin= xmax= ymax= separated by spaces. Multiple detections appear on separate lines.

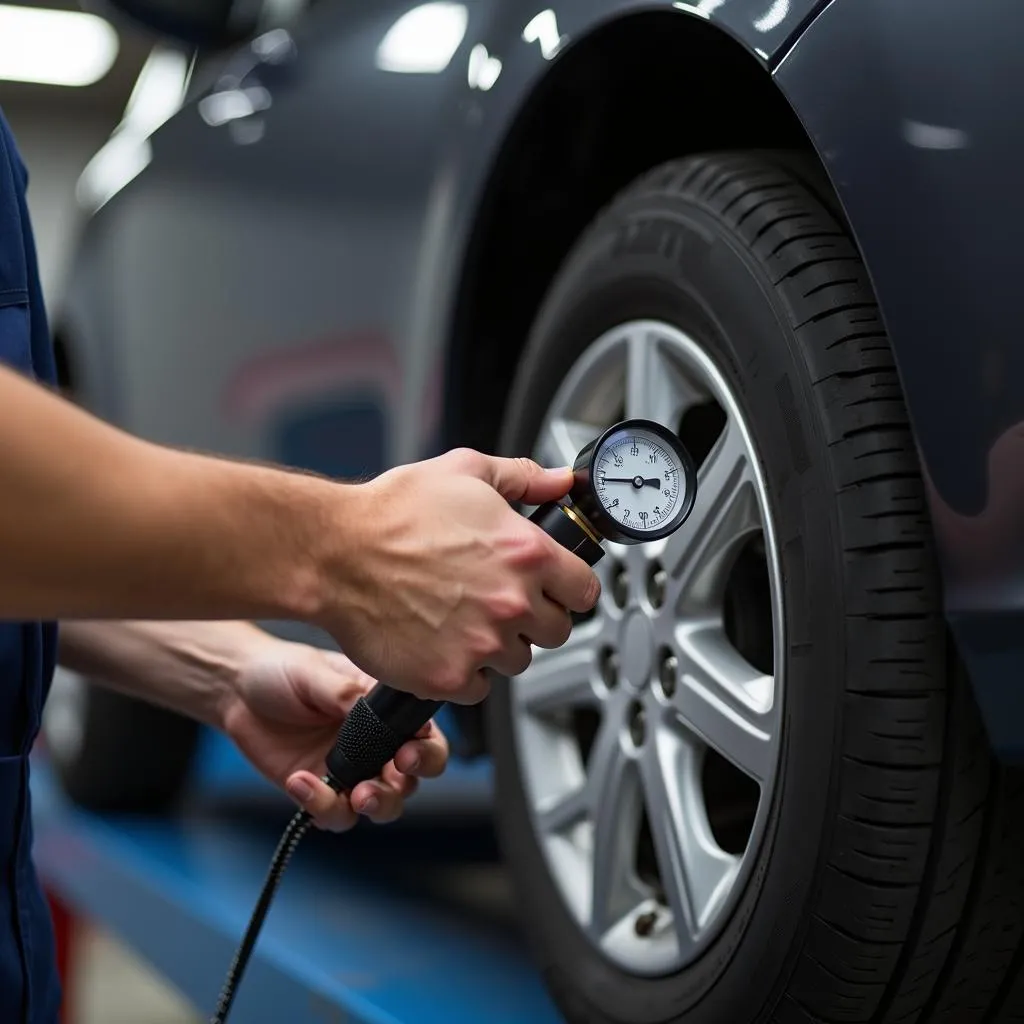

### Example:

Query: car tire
xmin=488 ymin=151 xmax=1024 ymax=1023
xmin=43 ymin=669 xmax=200 ymax=813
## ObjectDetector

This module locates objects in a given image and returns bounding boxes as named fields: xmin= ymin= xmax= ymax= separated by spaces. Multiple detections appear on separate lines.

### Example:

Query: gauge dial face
xmin=593 ymin=426 xmax=688 ymax=536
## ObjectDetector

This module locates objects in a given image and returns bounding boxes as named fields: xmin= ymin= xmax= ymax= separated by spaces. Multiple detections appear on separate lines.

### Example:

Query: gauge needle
xmin=602 ymin=476 xmax=661 ymax=488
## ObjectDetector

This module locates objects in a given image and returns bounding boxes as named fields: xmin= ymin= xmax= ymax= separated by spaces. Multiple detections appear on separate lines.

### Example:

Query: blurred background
xmin=0 ymin=4 xmax=196 ymax=1018
xmin=0 ymin=0 xmax=148 ymax=309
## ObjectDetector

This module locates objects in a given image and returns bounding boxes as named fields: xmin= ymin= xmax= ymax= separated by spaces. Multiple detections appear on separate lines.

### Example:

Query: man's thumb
xmin=479 ymin=455 xmax=573 ymax=504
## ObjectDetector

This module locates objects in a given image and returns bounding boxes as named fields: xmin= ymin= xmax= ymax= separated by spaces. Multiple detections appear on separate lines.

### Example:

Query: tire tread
xmin=630 ymin=153 xmax=1024 ymax=1024
xmin=496 ymin=149 xmax=1024 ymax=1024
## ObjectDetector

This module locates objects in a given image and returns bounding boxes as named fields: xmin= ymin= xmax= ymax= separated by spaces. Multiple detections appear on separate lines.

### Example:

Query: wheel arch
xmin=440 ymin=8 xmax=854 ymax=756
xmin=442 ymin=9 xmax=840 ymax=460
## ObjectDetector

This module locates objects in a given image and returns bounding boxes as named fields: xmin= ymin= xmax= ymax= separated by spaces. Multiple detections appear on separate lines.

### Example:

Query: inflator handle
xmin=323 ymin=500 xmax=605 ymax=792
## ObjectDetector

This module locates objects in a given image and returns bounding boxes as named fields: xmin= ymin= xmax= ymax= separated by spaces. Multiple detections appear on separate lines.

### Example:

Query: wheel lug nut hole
xmin=647 ymin=562 xmax=667 ymax=609
xmin=634 ymin=910 xmax=658 ymax=937
xmin=610 ymin=561 xmax=629 ymax=608
xmin=629 ymin=701 xmax=646 ymax=747
xmin=599 ymin=647 xmax=619 ymax=689
xmin=658 ymin=647 xmax=677 ymax=698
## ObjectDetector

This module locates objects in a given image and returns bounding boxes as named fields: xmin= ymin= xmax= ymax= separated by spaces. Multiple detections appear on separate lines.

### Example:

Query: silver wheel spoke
xmin=671 ymin=622 xmax=775 ymax=782
xmin=516 ymin=620 xmax=604 ymax=715
xmin=625 ymin=327 xmax=702 ymax=425
xmin=587 ymin=716 xmax=642 ymax=939
xmin=513 ymin=319 xmax=784 ymax=975
xmin=663 ymin=422 xmax=760 ymax=610
xmin=537 ymin=416 xmax=600 ymax=469
xmin=537 ymin=783 xmax=589 ymax=833
xmin=640 ymin=728 xmax=739 ymax=939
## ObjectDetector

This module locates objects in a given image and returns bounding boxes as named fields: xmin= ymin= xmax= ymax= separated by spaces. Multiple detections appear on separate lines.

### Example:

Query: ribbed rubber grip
xmin=325 ymin=697 xmax=403 ymax=791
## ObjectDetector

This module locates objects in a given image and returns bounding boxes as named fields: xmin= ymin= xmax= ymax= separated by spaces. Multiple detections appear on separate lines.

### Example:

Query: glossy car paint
xmin=774 ymin=0 xmax=1024 ymax=760
xmin=58 ymin=0 xmax=1024 ymax=758
xmin=62 ymin=0 xmax=820 ymax=465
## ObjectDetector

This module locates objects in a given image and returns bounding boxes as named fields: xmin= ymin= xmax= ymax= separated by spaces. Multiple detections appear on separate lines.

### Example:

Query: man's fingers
xmin=541 ymin=541 xmax=602 ymax=614
xmin=445 ymin=668 xmax=491 ymax=706
xmin=489 ymin=635 xmax=534 ymax=678
xmin=285 ymin=771 xmax=357 ymax=832
xmin=290 ymin=655 xmax=368 ymax=719
xmin=524 ymin=595 xmax=573 ymax=650
xmin=350 ymin=777 xmax=414 ymax=824
xmin=393 ymin=721 xmax=449 ymax=778
xmin=474 ymin=454 xmax=573 ymax=505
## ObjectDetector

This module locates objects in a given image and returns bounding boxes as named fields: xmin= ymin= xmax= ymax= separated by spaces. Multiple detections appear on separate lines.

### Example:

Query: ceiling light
xmin=76 ymin=45 xmax=189 ymax=214
xmin=522 ymin=10 xmax=565 ymax=60
xmin=376 ymin=2 xmax=468 ymax=74
xmin=121 ymin=46 xmax=191 ymax=137
xmin=467 ymin=44 xmax=501 ymax=91
xmin=0 ymin=4 xmax=119 ymax=87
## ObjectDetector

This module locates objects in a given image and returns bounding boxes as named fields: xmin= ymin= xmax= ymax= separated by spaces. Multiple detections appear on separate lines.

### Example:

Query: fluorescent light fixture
xmin=376 ymin=2 xmax=468 ymax=74
xmin=672 ymin=0 xmax=726 ymax=16
xmin=467 ymin=43 xmax=501 ymax=91
xmin=77 ymin=44 xmax=190 ymax=213
xmin=753 ymin=0 xmax=790 ymax=33
xmin=522 ymin=10 xmax=565 ymax=60
xmin=0 ymin=4 xmax=118 ymax=87
xmin=76 ymin=133 xmax=151 ymax=212
xmin=122 ymin=46 xmax=191 ymax=137
xmin=198 ymin=86 xmax=272 ymax=127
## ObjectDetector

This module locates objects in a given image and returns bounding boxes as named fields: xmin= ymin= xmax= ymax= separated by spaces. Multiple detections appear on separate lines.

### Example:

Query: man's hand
xmin=222 ymin=640 xmax=449 ymax=831
xmin=320 ymin=449 xmax=601 ymax=705
xmin=0 ymin=364 xmax=598 ymax=706
xmin=58 ymin=621 xmax=449 ymax=831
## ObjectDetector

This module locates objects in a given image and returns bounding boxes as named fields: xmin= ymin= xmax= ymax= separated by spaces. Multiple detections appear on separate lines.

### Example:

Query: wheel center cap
xmin=619 ymin=610 xmax=654 ymax=691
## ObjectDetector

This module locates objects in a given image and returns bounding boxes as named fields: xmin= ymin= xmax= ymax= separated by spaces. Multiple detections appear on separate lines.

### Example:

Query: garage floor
xmin=74 ymin=926 xmax=199 ymax=1024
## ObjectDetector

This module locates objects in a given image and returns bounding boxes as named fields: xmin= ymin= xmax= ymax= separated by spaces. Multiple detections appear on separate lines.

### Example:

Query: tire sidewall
xmin=490 ymin=192 xmax=846 ymax=1022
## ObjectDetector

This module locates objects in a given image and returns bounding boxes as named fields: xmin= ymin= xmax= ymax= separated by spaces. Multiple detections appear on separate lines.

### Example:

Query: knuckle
xmin=509 ymin=529 xmax=550 ymax=569
xmin=583 ymin=571 xmax=602 ymax=609
xmin=429 ymin=665 xmax=468 ymax=697
xmin=446 ymin=446 xmax=482 ymax=473
xmin=487 ymin=588 xmax=531 ymax=622
xmin=425 ymin=655 xmax=477 ymax=696
xmin=514 ymin=456 xmax=539 ymax=478
xmin=457 ymin=672 xmax=491 ymax=704
xmin=469 ymin=628 xmax=504 ymax=663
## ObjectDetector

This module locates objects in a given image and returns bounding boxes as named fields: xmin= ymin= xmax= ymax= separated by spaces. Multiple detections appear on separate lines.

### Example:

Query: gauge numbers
xmin=594 ymin=430 xmax=682 ymax=534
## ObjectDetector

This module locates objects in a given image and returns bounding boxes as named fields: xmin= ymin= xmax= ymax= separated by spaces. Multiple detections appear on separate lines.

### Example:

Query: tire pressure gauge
xmin=212 ymin=418 xmax=698 ymax=1024
xmin=568 ymin=418 xmax=698 ymax=544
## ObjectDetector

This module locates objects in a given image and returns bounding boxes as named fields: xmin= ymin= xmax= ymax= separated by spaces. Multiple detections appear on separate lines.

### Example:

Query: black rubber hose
xmin=209 ymin=808 xmax=315 ymax=1024
xmin=210 ymin=503 xmax=604 ymax=1022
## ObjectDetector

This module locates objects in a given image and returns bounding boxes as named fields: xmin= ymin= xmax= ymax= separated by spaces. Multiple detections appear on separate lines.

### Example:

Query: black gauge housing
xmin=569 ymin=418 xmax=697 ymax=544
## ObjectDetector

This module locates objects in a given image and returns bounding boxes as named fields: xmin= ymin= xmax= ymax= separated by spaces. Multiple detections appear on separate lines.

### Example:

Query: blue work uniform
xmin=0 ymin=107 xmax=62 ymax=1023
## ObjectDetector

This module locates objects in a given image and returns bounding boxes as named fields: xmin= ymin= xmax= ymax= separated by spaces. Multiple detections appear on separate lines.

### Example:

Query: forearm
xmin=0 ymin=364 xmax=347 ymax=622
xmin=57 ymin=619 xmax=274 ymax=728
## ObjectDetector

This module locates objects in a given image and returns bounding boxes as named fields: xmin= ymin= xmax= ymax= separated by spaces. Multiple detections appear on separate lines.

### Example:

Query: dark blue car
xmin=45 ymin=0 xmax=1024 ymax=1021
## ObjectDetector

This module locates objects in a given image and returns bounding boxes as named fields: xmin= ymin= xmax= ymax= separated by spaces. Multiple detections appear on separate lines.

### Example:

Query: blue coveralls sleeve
xmin=0 ymin=104 xmax=63 ymax=1024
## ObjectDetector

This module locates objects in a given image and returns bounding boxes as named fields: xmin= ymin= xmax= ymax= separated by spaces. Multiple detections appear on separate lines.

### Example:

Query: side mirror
xmin=82 ymin=0 xmax=260 ymax=48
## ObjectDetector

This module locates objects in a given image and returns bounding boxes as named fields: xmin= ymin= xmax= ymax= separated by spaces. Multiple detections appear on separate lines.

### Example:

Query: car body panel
xmin=773 ymin=0 xmax=1024 ymax=760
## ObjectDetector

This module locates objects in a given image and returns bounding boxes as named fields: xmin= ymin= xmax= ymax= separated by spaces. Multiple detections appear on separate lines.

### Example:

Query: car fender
xmin=773 ymin=0 xmax=1024 ymax=760
xmin=398 ymin=0 xmax=828 ymax=459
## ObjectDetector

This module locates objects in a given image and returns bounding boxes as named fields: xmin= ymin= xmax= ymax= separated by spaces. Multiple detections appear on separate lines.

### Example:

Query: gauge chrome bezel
xmin=571 ymin=418 xmax=697 ymax=544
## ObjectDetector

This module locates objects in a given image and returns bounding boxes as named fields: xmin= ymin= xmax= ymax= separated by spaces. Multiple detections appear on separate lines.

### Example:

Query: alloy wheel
xmin=512 ymin=320 xmax=784 ymax=975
